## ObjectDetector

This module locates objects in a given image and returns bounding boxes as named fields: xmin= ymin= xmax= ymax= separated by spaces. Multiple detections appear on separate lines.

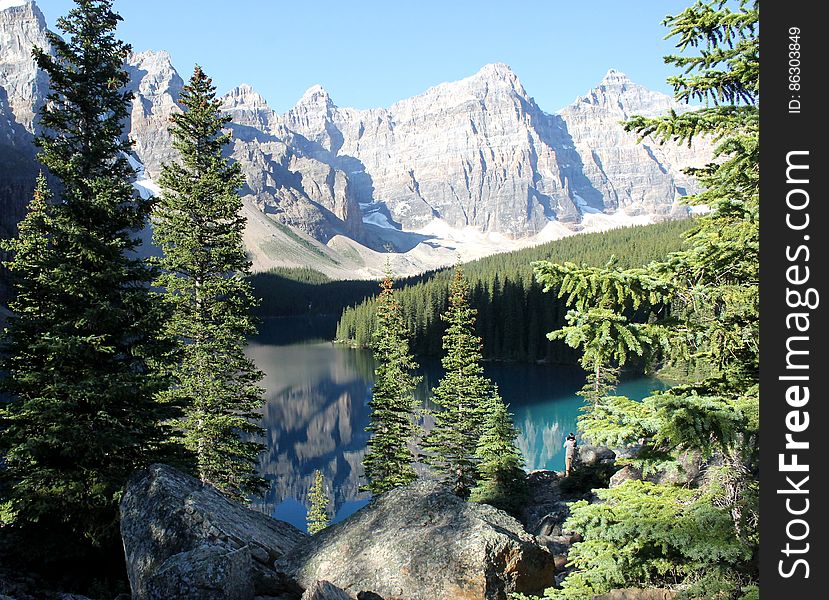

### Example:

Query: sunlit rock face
xmin=220 ymin=84 xmax=366 ymax=242
xmin=0 ymin=0 xmax=50 ymax=236
xmin=0 ymin=0 xmax=50 ymax=132
xmin=125 ymin=49 xmax=184 ymax=179
xmin=556 ymin=68 xmax=703 ymax=217
xmin=129 ymin=62 xmax=708 ymax=243
xmin=279 ymin=480 xmax=556 ymax=600
xmin=280 ymin=63 xmax=710 ymax=238
xmin=1 ymin=3 xmax=711 ymax=253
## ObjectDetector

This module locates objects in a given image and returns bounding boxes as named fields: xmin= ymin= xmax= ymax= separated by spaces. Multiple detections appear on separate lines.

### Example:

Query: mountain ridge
xmin=0 ymin=0 xmax=711 ymax=278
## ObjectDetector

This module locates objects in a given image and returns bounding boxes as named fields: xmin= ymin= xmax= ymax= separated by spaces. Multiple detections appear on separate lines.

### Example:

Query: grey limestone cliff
xmin=556 ymin=68 xmax=702 ymax=217
xmin=221 ymin=83 xmax=365 ymax=242
xmin=0 ymin=0 xmax=711 ymax=258
xmin=276 ymin=63 xmax=710 ymax=238
xmin=125 ymin=49 xmax=183 ymax=179
xmin=0 ymin=0 xmax=49 ymax=133
xmin=0 ymin=0 xmax=50 ymax=236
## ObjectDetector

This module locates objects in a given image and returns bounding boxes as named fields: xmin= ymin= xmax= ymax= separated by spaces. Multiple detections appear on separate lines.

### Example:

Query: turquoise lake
xmin=248 ymin=316 xmax=665 ymax=531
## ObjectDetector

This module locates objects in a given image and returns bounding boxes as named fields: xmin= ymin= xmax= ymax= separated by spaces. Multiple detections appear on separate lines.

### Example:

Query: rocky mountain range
xmin=0 ymin=0 xmax=711 ymax=277
xmin=0 ymin=0 xmax=49 ymax=235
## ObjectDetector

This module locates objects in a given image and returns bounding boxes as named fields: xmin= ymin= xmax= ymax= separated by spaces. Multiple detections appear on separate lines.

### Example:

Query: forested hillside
xmin=249 ymin=266 xmax=443 ymax=317
xmin=334 ymin=220 xmax=694 ymax=363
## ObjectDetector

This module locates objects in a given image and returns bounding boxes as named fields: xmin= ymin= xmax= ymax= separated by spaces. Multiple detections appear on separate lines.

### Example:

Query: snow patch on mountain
xmin=126 ymin=153 xmax=161 ymax=200
xmin=363 ymin=211 xmax=395 ymax=229
xmin=416 ymin=218 xmax=515 ymax=246
xmin=344 ymin=209 xmax=666 ymax=277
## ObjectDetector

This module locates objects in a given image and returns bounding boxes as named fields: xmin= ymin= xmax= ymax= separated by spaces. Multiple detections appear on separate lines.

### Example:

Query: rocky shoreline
xmin=2 ymin=443 xmax=697 ymax=600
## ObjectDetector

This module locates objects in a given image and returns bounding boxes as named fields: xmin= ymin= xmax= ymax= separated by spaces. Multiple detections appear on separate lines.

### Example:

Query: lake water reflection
xmin=249 ymin=316 xmax=665 ymax=531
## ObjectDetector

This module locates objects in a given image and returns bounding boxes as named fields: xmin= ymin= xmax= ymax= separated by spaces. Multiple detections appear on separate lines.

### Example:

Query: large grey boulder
xmin=576 ymin=445 xmax=616 ymax=467
xmin=144 ymin=544 xmax=254 ymax=600
xmin=609 ymin=465 xmax=643 ymax=488
xmin=120 ymin=464 xmax=306 ymax=600
xmin=279 ymin=480 xmax=555 ymax=600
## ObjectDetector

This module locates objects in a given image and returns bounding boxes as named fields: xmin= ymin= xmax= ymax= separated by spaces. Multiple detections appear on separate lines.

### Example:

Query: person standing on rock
xmin=563 ymin=433 xmax=577 ymax=477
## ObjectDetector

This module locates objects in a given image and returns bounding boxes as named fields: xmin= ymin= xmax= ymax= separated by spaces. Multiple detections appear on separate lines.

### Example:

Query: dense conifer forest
xmin=250 ymin=266 xmax=387 ymax=317
xmin=331 ymin=220 xmax=694 ymax=363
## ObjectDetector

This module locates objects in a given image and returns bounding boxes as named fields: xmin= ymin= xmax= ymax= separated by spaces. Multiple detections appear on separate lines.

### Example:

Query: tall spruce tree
xmin=307 ymin=470 xmax=331 ymax=535
xmin=422 ymin=267 xmax=496 ymax=496
xmin=153 ymin=65 xmax=265 ymax=502
xmin=534 ymin=2 xmax=759 ymax=598
xmin=0 ymin=0 xmax=174 ymax=550
xmin=361 ymin=273 xmax=421 ymax=495
xmin=0 ymin=173 xmax=52 ymax=335
xmin=469 ymin=387 xmax=526 ymax=514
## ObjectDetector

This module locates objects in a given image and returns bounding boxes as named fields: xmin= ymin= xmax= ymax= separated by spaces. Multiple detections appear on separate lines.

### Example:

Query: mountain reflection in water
xmin=247 ymin=316 xmax=664 ymax=531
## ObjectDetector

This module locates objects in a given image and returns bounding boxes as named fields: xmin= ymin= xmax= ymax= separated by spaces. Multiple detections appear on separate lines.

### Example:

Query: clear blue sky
xmin=36 ymin=0 xmax=693 ymax=114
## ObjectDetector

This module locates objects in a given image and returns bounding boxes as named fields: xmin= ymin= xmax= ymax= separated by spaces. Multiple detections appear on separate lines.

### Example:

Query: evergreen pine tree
xmin=534 ymin=2 xmax=759 ymax=597
xmin=0 ymin=0 xmax=175 ymax=551
xmin=153 ymin=65 xmax=265 ymax=502
xmin=307 ymin=470 xmax=331 ymax=535
xmin=469 ymin=386 xmax=526 ymax=514
xmin=361 ymin=273 xmax=421 ymax=495
xmin=0 ymin=173 xmax=52 ymax=334
xmin=334 ymin=220 xmax=693 ymax=364
xmin=544 ymin=275 xmax=662 ymax=405
xmin=422 ymin=267 xmax=495 ymax=496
